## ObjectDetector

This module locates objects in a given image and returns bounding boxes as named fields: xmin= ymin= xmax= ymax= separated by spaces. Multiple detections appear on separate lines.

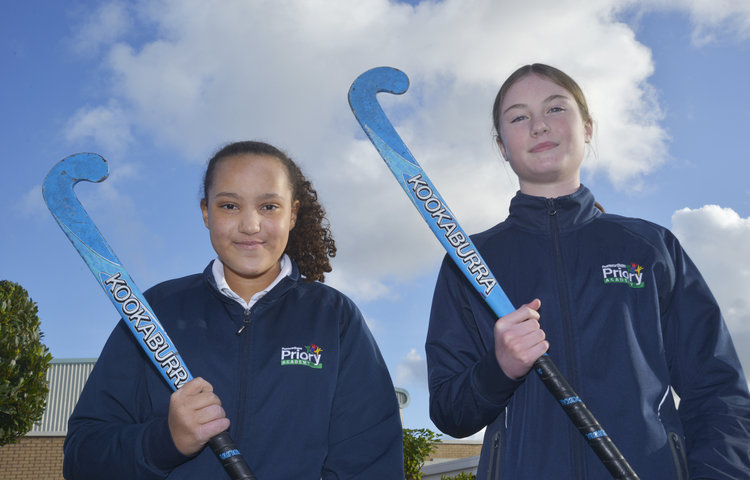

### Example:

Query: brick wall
xmin=0 ymin=437 xmax=64 ymax=480
xmin=429 ymin=441 xmax=482 ymax=460
xmin=0 ymin=436 xmax=479 ymax=479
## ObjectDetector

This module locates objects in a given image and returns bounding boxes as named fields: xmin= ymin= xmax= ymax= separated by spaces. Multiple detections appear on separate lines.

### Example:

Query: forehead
xmin=211 ymin=153 xmax=292 ymax=192
xmin=502 ymin=74 xmax=573 ymax=109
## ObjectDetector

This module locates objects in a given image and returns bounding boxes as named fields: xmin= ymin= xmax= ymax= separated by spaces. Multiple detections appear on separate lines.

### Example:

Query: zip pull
xmin=236 ymin=309 xmax=251 ymax=335
xmin=545 ymin=198 xmax=557 ymax=216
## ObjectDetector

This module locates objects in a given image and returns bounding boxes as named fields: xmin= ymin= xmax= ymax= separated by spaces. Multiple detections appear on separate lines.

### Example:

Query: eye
xmin=548 ymin=105 xmax=565 ymax=114
xmin=219 ymin=202 xmax=238 ymax=211
xmin=509 ymin=114 xmax=527 ymax=124
xmin=261 ymin=203 xmax=280 ymax=212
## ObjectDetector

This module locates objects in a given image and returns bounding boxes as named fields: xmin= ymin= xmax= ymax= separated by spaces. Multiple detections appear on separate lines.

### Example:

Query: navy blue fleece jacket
xmin=64 ymin=261 xmax=404 ymax=479
xmin=427 ymin=186 xmax=750 ymax=479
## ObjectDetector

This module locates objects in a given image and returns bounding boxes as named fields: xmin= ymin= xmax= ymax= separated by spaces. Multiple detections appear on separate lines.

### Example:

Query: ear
xmin=584 ymin=118 xmax=594 ymax=143
xmin=289 ymin=200 xmax=300 ymax=230
xmin=496 ymin=137 xmax=508 ymax=161
xmin=200 ymin=198 xmax=209 ymax=229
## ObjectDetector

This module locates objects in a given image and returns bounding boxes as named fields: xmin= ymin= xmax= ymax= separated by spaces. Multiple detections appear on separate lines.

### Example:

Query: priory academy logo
xmin=602 ymin=263 xmax=646 ymax=289
xmin=281 ymin=344 xmax=323 ymax=369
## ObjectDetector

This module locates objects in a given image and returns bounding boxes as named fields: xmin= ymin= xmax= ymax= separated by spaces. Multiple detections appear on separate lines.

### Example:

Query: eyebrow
xmin=212 ymin=191 xmax=285 ymax=201
xmin=502 ymin=94 xmax=571 ymax=116
xmin=213 ymin=192 xmax=240 ymax=199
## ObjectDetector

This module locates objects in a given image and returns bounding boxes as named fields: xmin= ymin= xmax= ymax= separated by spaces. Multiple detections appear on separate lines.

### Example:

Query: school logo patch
xmin=280 ymin=344 xmax=323 ymax=369
xmin=602 ymin=263 xmax=645 ymax=289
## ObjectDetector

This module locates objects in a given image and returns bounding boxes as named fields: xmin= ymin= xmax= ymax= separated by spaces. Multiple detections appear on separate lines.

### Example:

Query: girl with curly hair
xmin=64 ymin=141 xmax=405 ymax=479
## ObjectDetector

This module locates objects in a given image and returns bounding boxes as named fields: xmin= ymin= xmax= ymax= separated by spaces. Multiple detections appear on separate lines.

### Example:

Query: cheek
xmin=269 ymin=218 xmax=293 ymax=243
xmin=206 ymin=221 xmax=221 ymax=245
xmin=206 ymin=216 xmax=230 ymax=241
xmin=502 ymin=140 xmax=523 ymax=163
xmin=566 ymin=127 xmax=588 ymax=151
xmin=503 ymin=129 xmax=525 ymax=150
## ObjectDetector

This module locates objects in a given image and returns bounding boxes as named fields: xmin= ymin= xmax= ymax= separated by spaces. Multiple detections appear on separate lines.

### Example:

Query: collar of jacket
xmin=506 ymin=184 xmax=601 ymax=233
xmin=202 ymin=258 xmax=302 ymax=307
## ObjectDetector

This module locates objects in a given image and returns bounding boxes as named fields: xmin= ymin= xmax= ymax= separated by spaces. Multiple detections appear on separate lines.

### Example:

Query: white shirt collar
xmin=211 ymin=254 xmax=292 ymax=310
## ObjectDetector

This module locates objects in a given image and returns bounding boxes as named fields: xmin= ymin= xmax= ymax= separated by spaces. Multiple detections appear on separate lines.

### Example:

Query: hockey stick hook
xmin=42 ymin=153 xmax=118 ymax=266
xmin=348 ymin=66 xmax=417 ymax=167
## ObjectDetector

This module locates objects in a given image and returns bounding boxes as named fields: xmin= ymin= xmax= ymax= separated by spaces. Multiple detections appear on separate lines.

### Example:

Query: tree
xmin=0 ymin=280 xmax=52 ymax=446
xmin=403 ymin=427 xmax=441 ymax=480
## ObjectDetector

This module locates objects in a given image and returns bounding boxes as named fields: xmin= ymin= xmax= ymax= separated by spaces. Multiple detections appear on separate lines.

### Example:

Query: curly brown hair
xmin=202 ymin=141 xmax=336 ymax=282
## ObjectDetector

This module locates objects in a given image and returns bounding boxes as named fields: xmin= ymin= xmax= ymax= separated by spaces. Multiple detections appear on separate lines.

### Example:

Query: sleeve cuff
xmin=142 ymin=417 xmax=194 ymax=472
xmin=472 ymin=349 xmax=525 ymax=404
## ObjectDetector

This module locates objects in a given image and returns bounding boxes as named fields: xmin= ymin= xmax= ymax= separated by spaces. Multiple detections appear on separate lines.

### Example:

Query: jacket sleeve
xmin=660 ymin=232 xmax=750 ymax=478
xmin=63 ymin=321 xmax=192 ymax=480
xmin=322 ymin=300 xmax=405 ymax=479
xmin=425 ymin=256 xmax=523 ymax=438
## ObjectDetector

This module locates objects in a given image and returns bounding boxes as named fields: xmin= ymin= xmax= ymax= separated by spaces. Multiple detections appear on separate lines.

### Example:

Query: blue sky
xmin=3 ymin=0 xmax=750 ymax=440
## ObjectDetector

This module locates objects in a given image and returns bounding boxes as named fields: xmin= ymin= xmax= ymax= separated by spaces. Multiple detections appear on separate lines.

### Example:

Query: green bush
xmin=0 ymin=280 xmax=52 ymax=445
xmin=403 ymin=427 xmax=441 ymax=480
xmin=441 ymin=473 xmax=477 ymax=480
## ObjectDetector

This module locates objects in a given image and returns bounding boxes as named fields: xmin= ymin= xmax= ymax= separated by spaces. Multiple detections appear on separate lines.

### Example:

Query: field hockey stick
xmin=349 ymin=67 xmax=639 ymax=480
xmin=43 ymin=153 xmax=257 ymax=480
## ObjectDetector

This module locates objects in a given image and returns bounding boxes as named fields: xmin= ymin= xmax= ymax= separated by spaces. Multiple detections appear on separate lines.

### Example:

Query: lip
xmin=233 ymin=239 xmax=264 ymax=249
xmin=529 ymin=141 xmax=558 ymax=153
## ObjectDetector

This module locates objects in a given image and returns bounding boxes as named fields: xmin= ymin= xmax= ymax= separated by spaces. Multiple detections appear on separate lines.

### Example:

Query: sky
xmin=2 ymin=0 xmax=750 ymax=441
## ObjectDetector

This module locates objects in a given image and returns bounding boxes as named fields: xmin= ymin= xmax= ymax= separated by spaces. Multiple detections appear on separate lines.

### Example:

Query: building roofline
xmin=50 ymin=357 xmax=97 ymax=364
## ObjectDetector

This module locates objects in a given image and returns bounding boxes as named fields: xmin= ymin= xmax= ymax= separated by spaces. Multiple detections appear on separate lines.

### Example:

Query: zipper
xmin=234 ymin=307 xmax=252 ymax=444
xmin=487 ymin=430 xmax=502 ymax=480
xmin=668 ymin=432 xmax=689 ymax=480
xmin=236 ymin=308 xmax=251 ymax=335
xmin=546 ymin=198 xmax=584 ymax=478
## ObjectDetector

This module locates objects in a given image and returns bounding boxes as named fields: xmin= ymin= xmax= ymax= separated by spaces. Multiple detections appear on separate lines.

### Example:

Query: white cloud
xmin=20 ymin=185 xmax=45 ymax=217
xmin=45 ymin=0 xmax=750 ymax=435
xmin=69 ymin=1 xmax=133 ymax=56
xmin=328 ymin=268 xmax=396 ymax=304
xmin=630 ymin=0 xmax=750 ymax=44
xmin=362 ymin=313 xmax=380 ymax=335
xmin=396 ymin=348 xmax=428 ymax=386
xmin=671 ymin=205 xmax=750 ymax=333
xmin=671 ymin=205 xmax=750 ymax=373
xmin=64 ymin=101 xmax=134 ymax=156
xmin=66 ymin=0 xmax=671 ymax=297
xmin=64 ymin=0 xmax=750 ymax=300
xmin=454 ymin=427 xmax=486 ymax=442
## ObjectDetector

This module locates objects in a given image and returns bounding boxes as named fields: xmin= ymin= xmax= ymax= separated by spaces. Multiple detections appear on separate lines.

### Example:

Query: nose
xmin=531 ymin=118 xmax=549 ymax=137
xmin=239 ymin=210 xmax=261 ymax=234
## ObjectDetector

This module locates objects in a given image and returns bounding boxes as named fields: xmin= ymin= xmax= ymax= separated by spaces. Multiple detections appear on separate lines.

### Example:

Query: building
xmin=1 ymin=359 xmax=439 ymax=479
xmin=423 ymin=454 xmax=480 ymax=480
xmin=422 ymin=439 xmax=481 ymax=479
xmin=0 ymin=358 xmax=94 ymax=480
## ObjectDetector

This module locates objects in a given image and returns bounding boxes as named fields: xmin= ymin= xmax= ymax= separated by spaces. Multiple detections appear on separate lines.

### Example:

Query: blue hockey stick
xmin=43 ymin=153 xmax=257 ymax=480
xmin=349 ymin=67 xmax=639 ymax=480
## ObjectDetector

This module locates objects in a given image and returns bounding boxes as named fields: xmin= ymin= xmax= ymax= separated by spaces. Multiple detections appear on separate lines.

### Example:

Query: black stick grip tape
xmin=207 ymin=431 xmax=258 ymax=480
